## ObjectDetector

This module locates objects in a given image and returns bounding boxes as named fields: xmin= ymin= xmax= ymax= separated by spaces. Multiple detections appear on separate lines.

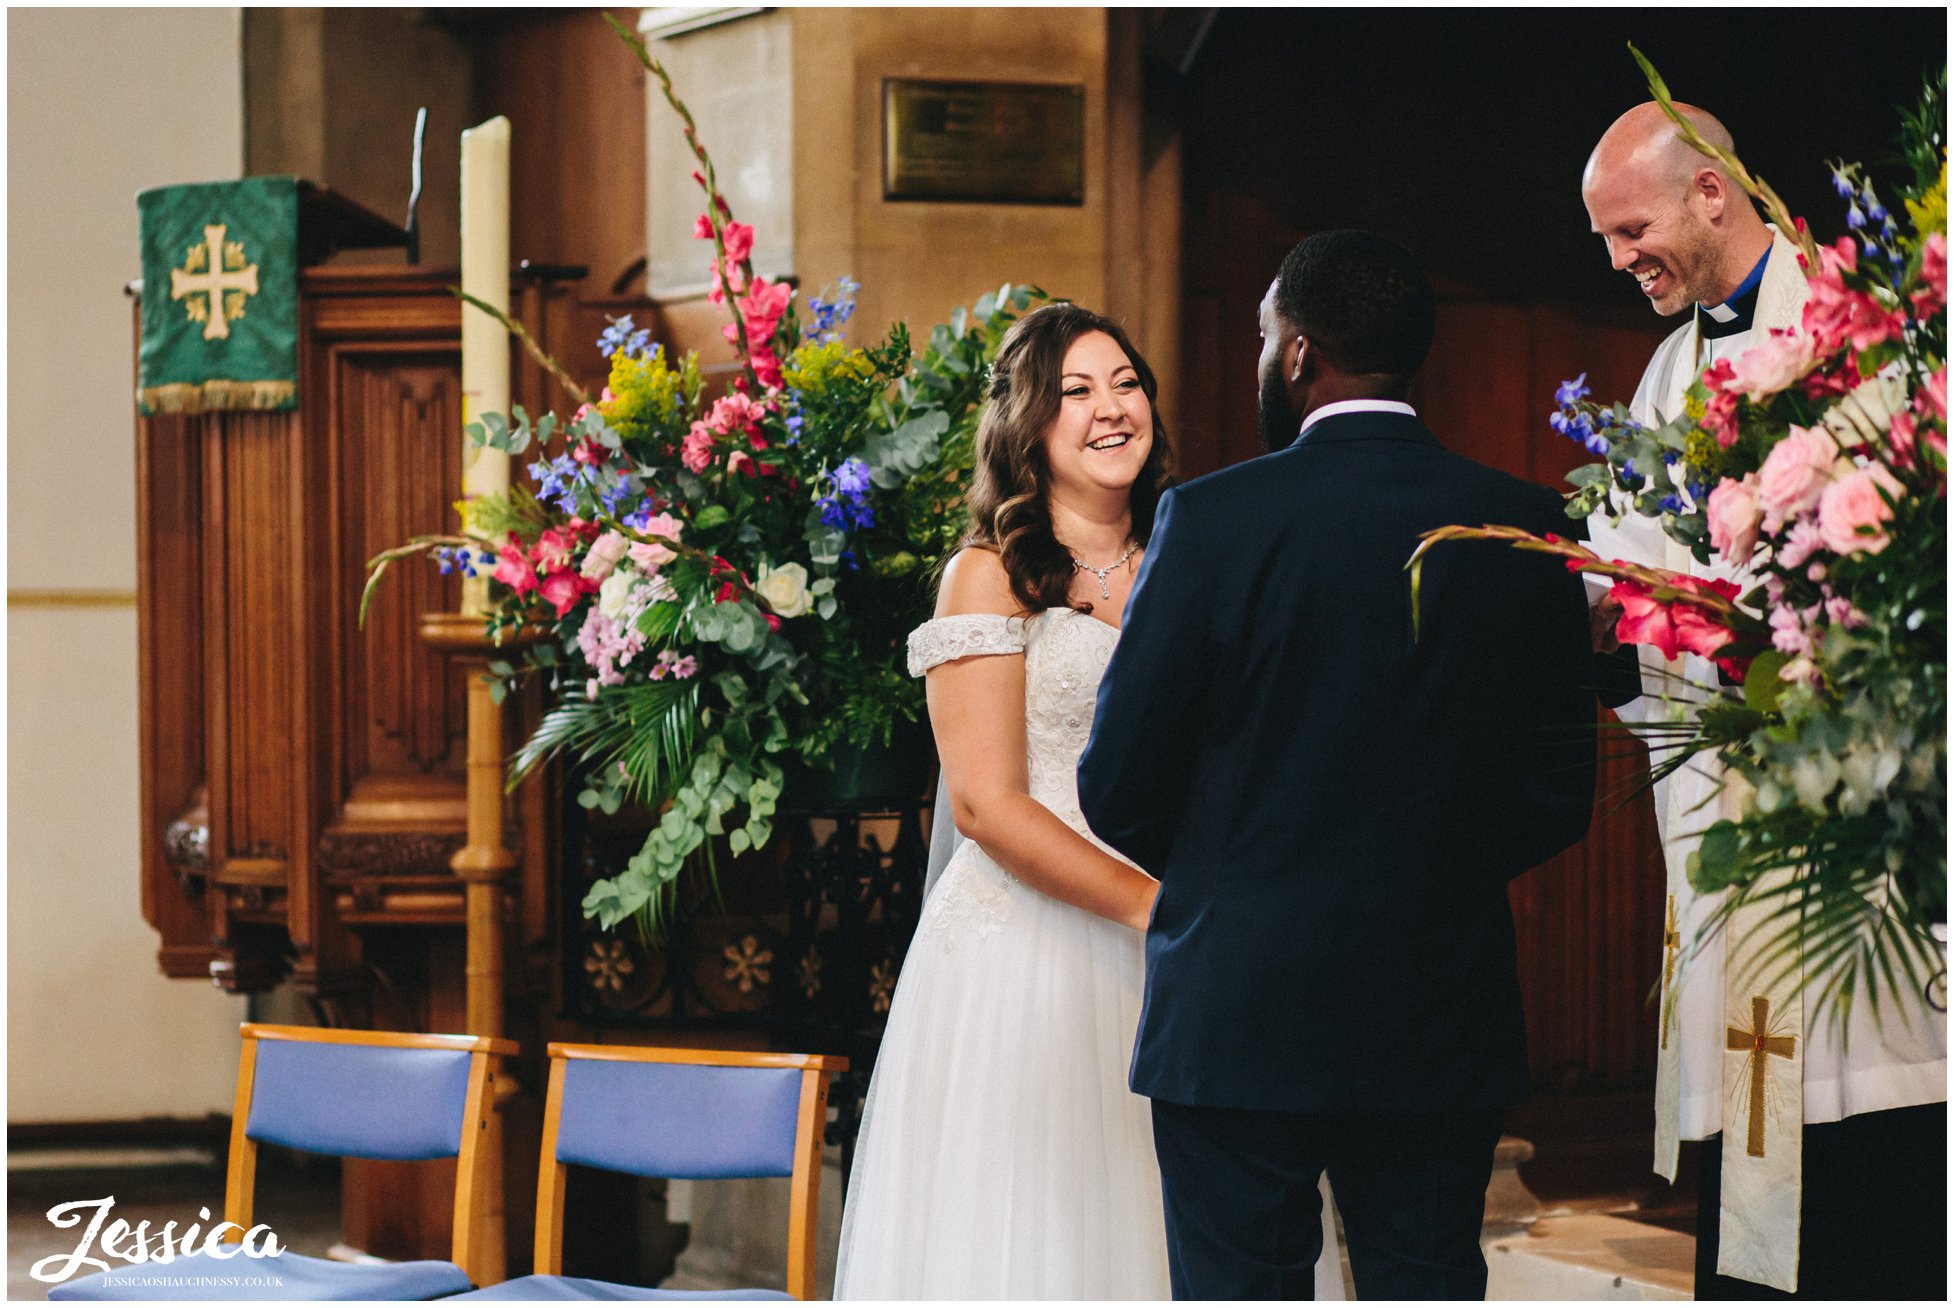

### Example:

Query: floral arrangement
xmin=366 ymin=19 xmax=1041 ymax=931
xmin=1415 ymin=53 xmax=1946 ymax=1029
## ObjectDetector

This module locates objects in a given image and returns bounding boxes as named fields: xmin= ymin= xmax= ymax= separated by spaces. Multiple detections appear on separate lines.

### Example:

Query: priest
xmin=1580 ymin=100 xmax=1946 ymax=1299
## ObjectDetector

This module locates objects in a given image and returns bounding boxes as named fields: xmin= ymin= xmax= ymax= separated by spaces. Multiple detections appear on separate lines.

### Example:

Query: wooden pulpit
xmin=132 ymin=189 xmax=597 ymax=1264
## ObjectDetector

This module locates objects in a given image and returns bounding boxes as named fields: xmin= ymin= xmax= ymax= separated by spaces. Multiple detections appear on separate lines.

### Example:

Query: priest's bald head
xmin=1582 ymin=101 xmax=1773 ymax=316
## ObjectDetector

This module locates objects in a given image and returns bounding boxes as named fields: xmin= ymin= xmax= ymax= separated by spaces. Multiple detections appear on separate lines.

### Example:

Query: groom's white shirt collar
xmin=1297 ymin=398 xmax=1416 ymax=440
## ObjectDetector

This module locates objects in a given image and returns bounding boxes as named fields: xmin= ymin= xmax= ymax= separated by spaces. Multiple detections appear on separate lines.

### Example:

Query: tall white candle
xmin=460 ymin=117 xmax=511 ymax=615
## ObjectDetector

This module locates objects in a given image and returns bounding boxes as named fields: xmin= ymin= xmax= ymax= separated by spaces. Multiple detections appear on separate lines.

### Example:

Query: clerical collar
xmin=1696 ymin=245 xmax=1772 ymax=339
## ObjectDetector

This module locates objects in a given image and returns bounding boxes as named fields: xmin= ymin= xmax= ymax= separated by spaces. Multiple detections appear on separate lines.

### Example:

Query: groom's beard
xmin=1257 ymin=371 xmax=1301 ymax=452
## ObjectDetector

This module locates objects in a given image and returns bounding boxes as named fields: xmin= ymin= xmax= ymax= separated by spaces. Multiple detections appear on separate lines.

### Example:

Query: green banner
xmin=138 ymin=176 xmax=299 ymax=414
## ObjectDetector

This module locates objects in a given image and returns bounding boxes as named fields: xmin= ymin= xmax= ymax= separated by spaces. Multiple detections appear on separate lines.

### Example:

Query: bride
xmin=833 ymin=304 xmax=1341 ymax=1299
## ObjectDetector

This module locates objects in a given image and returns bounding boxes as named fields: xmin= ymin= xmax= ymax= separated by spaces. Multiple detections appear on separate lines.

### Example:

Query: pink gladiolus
xmin=751 ymin=346 xmax=784 ymax=390
xmin=1757 ymin=425 xmax=1843 ymax=526
xmin=692 ymin=213 xmax=715 ymax=241
xmin=1817 ymin=463 xmax=1904 ymax=555
xmin=537 ymin=570 xmax=588 ymax=618
xmin=722 ymin=221 xmax=754 ymax=266
xmin=1920 ymin=367 xmax=1946 ymax=421
xmin=1707 ymin=473 xmax=1764 ymax=565
xmin=1803 ymin=237 xmax=1906 ymax=355
xmin=1609 ymin=575 xmax=1742 ymax=664
xmin=493 ymin=541 xmax=538 ymax=594
xmin=681 ymin=422 xmax=717 ymax=473
xmin=736 ymin=278 xmax=794 ymax=348
xmin=1913 ymin=230 xmax=1946 ymax=317
xmin=1704 ymin=389 xmax=1742 ymax=448
xmin=1889 ymin=409 xmax=1919 ymax=466
xmin=533 ymin=525 xmax=578 ymax=575
xmin=1728 ymin=328 xmax=1817 ymax=401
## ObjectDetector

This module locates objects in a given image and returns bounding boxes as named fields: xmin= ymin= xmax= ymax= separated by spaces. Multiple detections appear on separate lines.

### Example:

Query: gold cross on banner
xmin=1726 ymin=995 xmax=1797 ymax=1157
xmin=171 ymin=224 xmax=259 ymax=341
xmin=1660 ymin=894 xmax=1680 ymax=1049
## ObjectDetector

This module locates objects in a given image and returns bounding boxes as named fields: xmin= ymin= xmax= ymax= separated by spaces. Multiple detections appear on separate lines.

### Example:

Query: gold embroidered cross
xmin=1726 ymin=995 xmax=1797 ymax=1157
xmin=1660 ymin=894 xmax=1680 ymax=1049
xmin=171 ymin=224 xmax=259 ymax=341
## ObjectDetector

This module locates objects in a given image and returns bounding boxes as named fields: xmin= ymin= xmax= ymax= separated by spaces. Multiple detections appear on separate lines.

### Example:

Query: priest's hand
xmin=1589 ymin=593 xmax=1624 ymax=654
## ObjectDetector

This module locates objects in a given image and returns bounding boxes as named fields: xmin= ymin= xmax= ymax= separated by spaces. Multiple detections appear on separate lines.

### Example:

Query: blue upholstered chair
xmin=48 ymin=1022 xmax=516 ymax=1301
xmin=450 ymin=1043 xmax=848 ymax=1301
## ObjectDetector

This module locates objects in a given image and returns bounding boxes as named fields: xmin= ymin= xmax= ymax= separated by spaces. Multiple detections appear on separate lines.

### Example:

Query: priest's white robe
xmin=1586 ymin=227 xmax=1946 ymax=1165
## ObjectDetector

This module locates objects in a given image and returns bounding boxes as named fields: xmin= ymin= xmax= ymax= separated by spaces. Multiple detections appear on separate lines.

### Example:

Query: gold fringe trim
xmin=139 ymin=379 xmax=296 ymax=415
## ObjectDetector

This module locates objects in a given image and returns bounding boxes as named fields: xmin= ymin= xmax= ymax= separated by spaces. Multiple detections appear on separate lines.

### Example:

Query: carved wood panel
xmin=336 ymin=348 xmax=468 ymax=779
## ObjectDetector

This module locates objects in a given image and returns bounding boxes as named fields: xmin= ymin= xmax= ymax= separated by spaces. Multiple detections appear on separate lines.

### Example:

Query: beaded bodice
xmin=905 ymin=608 xmax=1119 ymax=829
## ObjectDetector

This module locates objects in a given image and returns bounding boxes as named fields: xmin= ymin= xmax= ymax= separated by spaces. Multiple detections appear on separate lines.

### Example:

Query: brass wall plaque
xmin=883 ymin=79 xmax=1086 ymax=205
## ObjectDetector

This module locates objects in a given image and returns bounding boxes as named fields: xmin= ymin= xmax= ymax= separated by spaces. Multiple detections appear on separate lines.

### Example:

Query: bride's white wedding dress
xmin=833 ymin=607 xmax=1342 ymax=1300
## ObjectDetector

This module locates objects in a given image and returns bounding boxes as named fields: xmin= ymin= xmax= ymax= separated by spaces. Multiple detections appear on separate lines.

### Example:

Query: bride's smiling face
xmin=1041 ymin=331 xmax=1155 ymax=500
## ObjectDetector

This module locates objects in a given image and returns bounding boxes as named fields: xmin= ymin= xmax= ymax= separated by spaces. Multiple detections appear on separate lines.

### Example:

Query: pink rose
xmin=492 ymin=540 xmax=537 ymax=594
xmin=1817 ymin=464 xmax=1904 ymax=555
xmin=580 ymin=531 xmax=630 ymax=583
xmin=1707 ymin=473 xmax=1764 ymax=565
xmin=1728 ymin=329 xmax=1816 ymax=401
xmin=1756 ymin=425 xmax=1843 ymax=526
xmin=629 ymin=513 xmax=685 ymax=570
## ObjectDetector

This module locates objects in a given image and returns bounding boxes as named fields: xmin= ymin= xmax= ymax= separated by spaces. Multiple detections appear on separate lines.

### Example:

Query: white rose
xmin=754 ymin=561 xmax=812 ymax=619
xmin=598 ymin=568 xmax=639 ymax=621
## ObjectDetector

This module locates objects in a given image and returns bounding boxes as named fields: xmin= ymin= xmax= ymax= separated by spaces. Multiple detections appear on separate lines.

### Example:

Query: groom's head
xmin=1257 ymin=230 xmax=1435 ymax=451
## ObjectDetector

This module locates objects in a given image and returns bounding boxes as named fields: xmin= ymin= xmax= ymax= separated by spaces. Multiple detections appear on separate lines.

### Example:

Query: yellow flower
xmin=783 ymin=340 xmax=874 ymax=393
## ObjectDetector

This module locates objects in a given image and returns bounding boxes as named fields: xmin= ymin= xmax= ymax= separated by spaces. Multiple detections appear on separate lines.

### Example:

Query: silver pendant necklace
xmin=1072 ymin=542 xmax=1140 ymax=600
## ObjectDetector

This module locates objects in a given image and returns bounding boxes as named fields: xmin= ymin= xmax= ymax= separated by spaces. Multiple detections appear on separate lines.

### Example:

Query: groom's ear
xmin=1290 ymin=334 xmax=1314 ymax=385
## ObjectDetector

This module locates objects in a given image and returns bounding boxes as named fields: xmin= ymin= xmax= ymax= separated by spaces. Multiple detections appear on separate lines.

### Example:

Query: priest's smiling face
xmin=1584 ymin=166 xmax=1724 ymax=317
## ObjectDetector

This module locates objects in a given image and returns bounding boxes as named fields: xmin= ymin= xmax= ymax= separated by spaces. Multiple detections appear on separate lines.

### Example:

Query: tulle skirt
xmin=833 ymin=842 xmax=1171 ymax=1299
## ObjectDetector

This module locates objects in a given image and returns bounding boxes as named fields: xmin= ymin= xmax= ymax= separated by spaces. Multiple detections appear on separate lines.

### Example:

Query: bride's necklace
xmin=1071 ymin=541 xmax=1140 ymax=600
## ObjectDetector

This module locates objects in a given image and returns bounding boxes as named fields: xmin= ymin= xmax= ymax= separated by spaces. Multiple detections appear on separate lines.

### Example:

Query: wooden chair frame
xmin=533 ymin=1044 xmax=848 ymax=1300
xmin=224 ymin=1023 xmax=519 ymax=1289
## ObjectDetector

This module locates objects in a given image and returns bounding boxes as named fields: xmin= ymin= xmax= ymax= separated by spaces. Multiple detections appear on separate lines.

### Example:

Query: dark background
xmin=1180 ymin=7 xmax=1947 ymax=311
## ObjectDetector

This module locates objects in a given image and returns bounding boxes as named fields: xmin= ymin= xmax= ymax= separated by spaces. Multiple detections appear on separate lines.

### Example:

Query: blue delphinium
xmin=817 ymin=457 xmax=875 ymax=534
xmin=435 ymin=546 xmax=496 ymax=579
xmin=783 ymin=390 xmax=806 ymax=446
xmin=803 ymin=277 xmax=861 ymax=343
xmin=598 ymin=315 xmax=656 ymax=361
xmin=1554 ymin=373 xmax=1590 ymax=407
xmin=529 ymin=454 xmax=582 ymax=514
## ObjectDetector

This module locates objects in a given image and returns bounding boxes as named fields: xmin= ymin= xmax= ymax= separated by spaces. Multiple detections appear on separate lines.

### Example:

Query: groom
xmin=1079 ymin=230 xmax=1602 ymax=1300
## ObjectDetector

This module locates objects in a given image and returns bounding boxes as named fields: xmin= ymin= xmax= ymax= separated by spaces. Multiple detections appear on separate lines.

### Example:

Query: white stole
xmin=1624 ymin=229 xmax=1812 ymax=1292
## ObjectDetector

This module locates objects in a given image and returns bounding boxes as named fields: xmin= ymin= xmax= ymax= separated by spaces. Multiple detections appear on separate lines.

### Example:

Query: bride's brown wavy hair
xmin=964 ymin=304 xmax=1175 ymax=615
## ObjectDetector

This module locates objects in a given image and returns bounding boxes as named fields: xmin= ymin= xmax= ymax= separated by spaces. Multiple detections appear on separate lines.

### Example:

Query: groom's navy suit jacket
xmin=1078 ymin=409 xmax=1600 ymax=1115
